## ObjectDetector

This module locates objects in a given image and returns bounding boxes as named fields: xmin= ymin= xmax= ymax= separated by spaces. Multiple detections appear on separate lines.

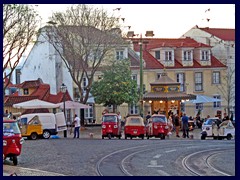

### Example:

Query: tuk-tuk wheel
xmin=226 ymin=134 xmax=232 ymax=140
xmin=108 ymin=134 xmax=111 ymax=139
xmin=12 ymin=156 xmax=18 ymax=166
xmin=118 ymin=135 xmax=121 ymax=139
xmin=30 ymin=133 xmax=38 ymax=140
xmin=102 ymin=136 xmax=104 ymax=139
xmin=125 ymin=136 xmax=127 ymax=139
xmin=201 ymin=135 xmax=206 ymax=140
xmin=147 ymin=136 xmax=149 ymax=139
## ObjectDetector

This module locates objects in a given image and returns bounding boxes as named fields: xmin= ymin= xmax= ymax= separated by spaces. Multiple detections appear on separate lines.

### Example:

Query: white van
xmin=20 ymin=112 xmax=67 ymax=139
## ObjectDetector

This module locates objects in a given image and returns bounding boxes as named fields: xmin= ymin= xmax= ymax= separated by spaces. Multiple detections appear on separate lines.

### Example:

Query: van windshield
xmin=152 ymin=116 xmax=167 ymax=123
xmin=102 ymin=115 xmax=117 ymax=122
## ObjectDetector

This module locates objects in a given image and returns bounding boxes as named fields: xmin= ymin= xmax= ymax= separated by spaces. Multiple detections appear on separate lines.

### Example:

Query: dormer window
xmin=116 ymin=50 xmax=124 ymax=60
xmin=165 ymin=51 xmax=173 ymax=61
xmin=201 ymin=50 xmax=210 ymax=61
xmin=155 ymin=50 xmax=160 ymax=60
xmin=183 ymin=50 xmax=192 ymax=61
xmin=23 ymin=88 xmax=29 ymax=95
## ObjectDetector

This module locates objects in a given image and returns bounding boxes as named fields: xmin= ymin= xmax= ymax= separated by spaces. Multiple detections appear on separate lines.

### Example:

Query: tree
xmin=43 ymin=4 xmax=125 ymax=104
xmin=3 ymin=4 xmax=39 ymax=90
xmin=91 ymin=59 xmax=139 ymax=113
xmin=217 ymin=66 xmax=235 ymax=116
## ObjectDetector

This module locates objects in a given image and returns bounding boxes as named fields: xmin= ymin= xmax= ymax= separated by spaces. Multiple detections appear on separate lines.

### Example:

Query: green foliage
xmin=91 ymin=59 xmax=139 ymax=107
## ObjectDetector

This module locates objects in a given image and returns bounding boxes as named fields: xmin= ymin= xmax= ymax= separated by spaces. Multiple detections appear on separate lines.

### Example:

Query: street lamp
xmin=127 ymin=31 xmax=154 ymax=117
xmin=60 ymin=83 xmax=67 ymax=138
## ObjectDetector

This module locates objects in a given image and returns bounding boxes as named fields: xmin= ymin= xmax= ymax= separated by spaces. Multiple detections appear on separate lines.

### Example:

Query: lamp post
xmin=127 ymin=31 xmax=154 ymax=117
xmin=60 ymin=83 xmax=67 ymax=138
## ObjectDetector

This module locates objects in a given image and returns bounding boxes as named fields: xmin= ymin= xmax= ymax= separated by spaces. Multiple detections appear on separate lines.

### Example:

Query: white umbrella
xmin=58 ymin=101 xmax=91 ymax=109
xmin=13 ymin=99 xmax=60 ymax=109
xmin=184 ymin=94 xmax=222 ymax=104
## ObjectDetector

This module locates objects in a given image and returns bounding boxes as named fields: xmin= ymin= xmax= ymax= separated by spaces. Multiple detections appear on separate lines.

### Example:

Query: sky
xmin=34 ymin=4 xmax=235 ymax=38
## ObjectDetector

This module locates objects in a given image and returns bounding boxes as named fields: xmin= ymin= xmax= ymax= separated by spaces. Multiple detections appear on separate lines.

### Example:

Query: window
xmin=176 ymin=73 xmax=185 ymax=92
xmin=165 ymin=51 xmax=173 ymax=61
xmin=212 ymin=71 xmax=220 ymax=84
xmin=116 ymin=50 xmax=124 ymax=60
xmin=213 ymin=95 xmax=221 ymax=108
xmin=85 ymin=104 xmax=93 ymax=119
xmin=157 ymin=73 xmax=162 ymax=80
xmin=201 ymin=50 xmax=210 ymax=61
xmin=83 ymin=77 xmax=88 ymax=90
xmin=23 ymin=88 xmax=29 ymax=95
xmin=195 ymin=72 xmax=203 ymax=91
xmin=155 ymin=51 xmax=160 ymax=59
xmin=196 ymin=103 xmax=203 ymax=111
xmin=131 ymin=74 xmax=137 ymax=82
xmin=183 ymin=50 xmax=192 ymax=61
xmin=130 ymin=104 xmax=139 ymax=114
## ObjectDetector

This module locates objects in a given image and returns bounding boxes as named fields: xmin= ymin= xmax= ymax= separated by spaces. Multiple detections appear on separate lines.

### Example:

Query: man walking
xmin=181 ymin=113 xmax=189 ymax=138
xmin=73 ymin=114 xmax=80 ymax=138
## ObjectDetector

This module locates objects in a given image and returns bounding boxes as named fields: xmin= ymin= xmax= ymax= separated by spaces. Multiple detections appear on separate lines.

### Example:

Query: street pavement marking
xmin=153 ymin=154 xmax=162 ymax=159
xmin=157 ymin=170 xmax=171 ymax=176
xmin=165 ymin=149 xmax=176 ymax=153
xmin=147 ymin=160 xmax=164 ymax=168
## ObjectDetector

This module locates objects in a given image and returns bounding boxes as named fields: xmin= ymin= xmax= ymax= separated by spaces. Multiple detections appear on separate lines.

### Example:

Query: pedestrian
xmin=174 ymin=114 xmax=180 ymax=137
xmin=153 ymin=107 xmax=159 ymax=114
xmin=73 ymin=114 xmax=80 ymax=138
xmin=117 ymin=111 xmax=122 ymax=121
xmin=181 ymin=113 xmax=189 ymax=138
xmin=168 ymin=114 xmax=173 ymax=133
xmin=145 ymin=111 xmax=151 ymax=124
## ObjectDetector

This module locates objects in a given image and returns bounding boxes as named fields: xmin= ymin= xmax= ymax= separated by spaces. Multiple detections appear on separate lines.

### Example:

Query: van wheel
xmin=42 ymin=130 xmax=51 ymax=139
xmin=12 ymin=156 xmax=18 ymax=166
xmin=30 ymin=133 xmax=38 ymax=140
xmin=227 ymin=134 xmax=232 ymax=140
xmin=108 ymin=134 xmax=111 ymax=139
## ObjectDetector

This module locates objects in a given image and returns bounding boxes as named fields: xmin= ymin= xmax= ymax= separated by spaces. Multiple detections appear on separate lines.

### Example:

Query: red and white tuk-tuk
xmin=146 ymin=114 xmax=169 ymax=139
xmin=124 ymin=115 xmax=145 ymax=139
xmin=101 ymin=113 xmax=122 ymax=139
xmin=3 ymin=119 xmax=24 ymax=165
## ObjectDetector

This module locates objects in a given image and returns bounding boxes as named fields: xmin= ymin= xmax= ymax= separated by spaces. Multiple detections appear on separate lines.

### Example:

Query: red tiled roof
xmin=4 ymin=96 xmax=39 ymax=106
xmin=133 ymin=37 xmax=210 ymax=51
xmin=31 ymin=84 xmax=51 ymax=101
xmin=199 ymin=28 xmax=235 ymax=41
xmin=143 ymin=51 xmax=164 ymax=69
xmin=48 ymin=91 xmax=72 ymax=104
xmin=19 ymin=79 xmax=43 ymax=88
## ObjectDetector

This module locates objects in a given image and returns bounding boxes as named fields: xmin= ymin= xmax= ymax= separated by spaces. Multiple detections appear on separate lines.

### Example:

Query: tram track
xmin=182 ymin=148 xmax=234 ymax=176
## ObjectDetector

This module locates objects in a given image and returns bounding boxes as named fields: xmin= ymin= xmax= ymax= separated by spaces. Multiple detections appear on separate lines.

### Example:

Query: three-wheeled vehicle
xmin=201 ymin=118 xmax=235 ymax=140
xmin=18 ymin=115 xmax=43 ymax=140
xmin=101 ymin=113 xmax=122 ymax=139
xmin=124 ymin=115 xmax=145 ymax=139
xmin=146 ymin=114 xmax=169 ymax=139
xmin=3 ymin=119 xmax=24 ymax=165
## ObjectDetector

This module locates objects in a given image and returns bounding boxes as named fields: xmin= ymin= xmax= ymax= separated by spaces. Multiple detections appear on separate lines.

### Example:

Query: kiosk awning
xmin=143 ymin=92 xmax=196 ymax=101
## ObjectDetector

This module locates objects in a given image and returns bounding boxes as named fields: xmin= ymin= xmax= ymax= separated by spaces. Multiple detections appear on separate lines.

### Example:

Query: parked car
xmin=3 ymin=119 xmax=24 ymax=165
xmin=201 ymin=118 xmax=235 ymax=140
xmin=146 ymin=114 xmax=169 ymax=139
xmin=101 ymin=113 xmax=122 ymax=139
xmin=124 ymin=115 xmax=145 ymax=139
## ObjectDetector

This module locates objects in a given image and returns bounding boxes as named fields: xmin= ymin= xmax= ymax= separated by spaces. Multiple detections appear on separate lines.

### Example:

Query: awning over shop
xmin=143 ymin=92 xmax=196 ymax=101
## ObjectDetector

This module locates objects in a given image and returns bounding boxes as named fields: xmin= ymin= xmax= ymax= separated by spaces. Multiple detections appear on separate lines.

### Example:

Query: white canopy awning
xmin=184 ymin=94 xmax=222 ymax=104
xmin=13 ymin=99 xmax=60 ymax=109
xmin=57 ymin=101 xmax=91 ymax=109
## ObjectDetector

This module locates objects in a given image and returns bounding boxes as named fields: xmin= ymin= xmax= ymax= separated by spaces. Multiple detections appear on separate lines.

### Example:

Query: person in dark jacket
xmin=181 ymin=113 xmax=189 ymax=138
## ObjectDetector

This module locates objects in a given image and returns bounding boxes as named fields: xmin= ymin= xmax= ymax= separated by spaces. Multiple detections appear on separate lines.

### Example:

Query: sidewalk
xmin=56 ymin=126 xmax=202 ymax=140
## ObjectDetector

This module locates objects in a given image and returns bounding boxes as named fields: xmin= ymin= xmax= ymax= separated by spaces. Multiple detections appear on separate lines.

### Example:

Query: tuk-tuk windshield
xmin=102 ymin=115 xmax=118 ymax=122
xmin=204 ymin=119 xmax=214 ymax=125
xmin=3 ymin=122 xmax=21 ymax=135
xmin=129 ymin=118 xmax=141 ymax=124
xmin=152 ymin=116 xmax=167 ymax=123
